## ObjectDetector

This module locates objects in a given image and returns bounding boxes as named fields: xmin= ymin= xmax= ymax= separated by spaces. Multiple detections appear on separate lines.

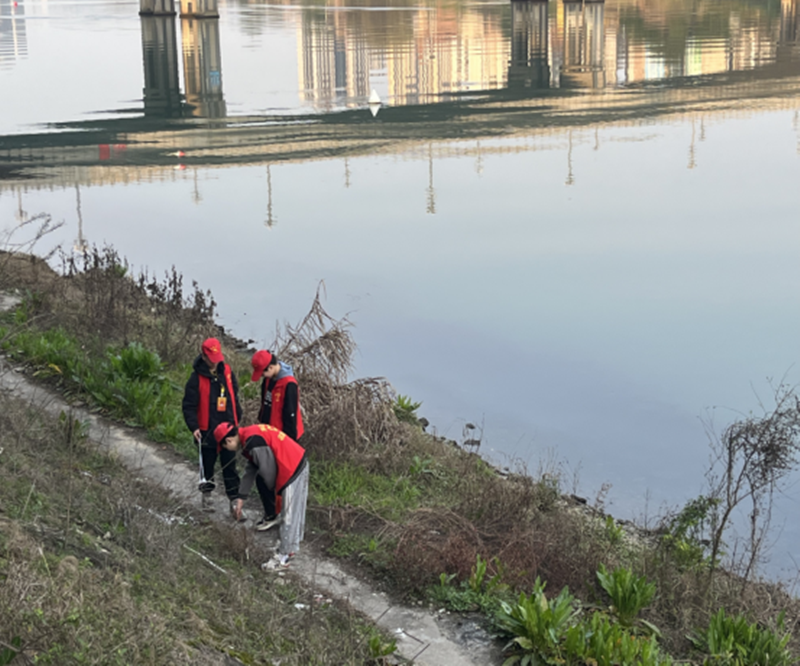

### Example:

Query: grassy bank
xmin=1 ymin=246 xmax=798 ymax=665
xmin=0 ymin=392 xmax=392 ymax=665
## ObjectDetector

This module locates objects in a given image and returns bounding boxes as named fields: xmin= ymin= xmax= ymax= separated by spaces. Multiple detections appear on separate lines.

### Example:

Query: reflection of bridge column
xmin=141 ymin=16 xmax=184 ymax=118
xmin=561 ymin=0 xmax=606 ymax=89
xmin=179 ymin=0 xmax=218 ymax=19
xmin=778 ymin=0 xmax=800 ymax=66
xmin=508 ymin=1 xmax=550 ymax=90
xmin=139 ymin=0 xmax=175 ymax=17
xmin=181 ymin=18 xmax=226 ymax=118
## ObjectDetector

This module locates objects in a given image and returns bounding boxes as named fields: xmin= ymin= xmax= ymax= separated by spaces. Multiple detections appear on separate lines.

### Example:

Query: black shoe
xmin=256 ymin=514 xmax=281 ymax=532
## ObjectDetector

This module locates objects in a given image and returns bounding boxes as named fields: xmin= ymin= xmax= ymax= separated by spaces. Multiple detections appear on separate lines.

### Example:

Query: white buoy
xmin=368 ymin=89 xmax=381 ymax=117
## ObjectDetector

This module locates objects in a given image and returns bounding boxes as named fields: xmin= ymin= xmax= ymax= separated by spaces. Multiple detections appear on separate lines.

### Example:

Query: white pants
xmin=279 ymin=462 xmax=308 ymax=556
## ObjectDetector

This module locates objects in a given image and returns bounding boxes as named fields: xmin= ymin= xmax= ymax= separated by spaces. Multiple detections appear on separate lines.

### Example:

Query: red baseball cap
xmin=250 ymin=350 xmax=273 ymax=382
xmin=213 ymin=422 xmax=235 ymax=445
xmin=201 ymin=337 xmax=224 ymax=364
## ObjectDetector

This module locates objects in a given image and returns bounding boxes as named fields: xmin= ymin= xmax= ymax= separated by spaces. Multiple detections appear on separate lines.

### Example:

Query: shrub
xmin=494 ymin=578 xmax=579 ymax=665
xmin=564 ymin=612 xmax=672 ymax=666
xmin=393 ymin=394 xmax=422 ymax=425
xmin=689 ymin=609 xmax=797 ymax=666
xmin=108 ymin=342 xmax=163 ymax=382
xmin=596 ymin=564 xmax=656 ymax=628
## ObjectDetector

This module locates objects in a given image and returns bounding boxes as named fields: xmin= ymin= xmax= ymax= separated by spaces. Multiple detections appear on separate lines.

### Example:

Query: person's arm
xmin=182 ymin=373 xmax=200 ymax=435
xmin=240 ymin=438 xmax=278 ymax=496
xmin=282 ymin=383 xmax=299 ymax=440
xmin=238 ymin=459 xmax=258 ymax=499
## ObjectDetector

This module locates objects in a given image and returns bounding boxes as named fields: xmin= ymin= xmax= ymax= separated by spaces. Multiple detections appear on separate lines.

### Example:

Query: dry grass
xmin=0 ymin=388 xmax=389 ymax=665
xmin=266 ymin=285 xmax=404 ymax=458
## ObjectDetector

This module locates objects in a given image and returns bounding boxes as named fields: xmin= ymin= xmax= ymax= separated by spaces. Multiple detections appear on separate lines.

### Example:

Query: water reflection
xmin=142 ymin=16 xmax=183 ymax=118
xmin=0 ymin=0 xmax=26 ymax=69
xmin=509 ymin=1 xmax=549 ymax=91
xmin=182 ymin=18 xmax=226 ymax=118
xmin=559 ymin=1 xmax=605 ymax=89
xmin=4 ymin=0 xmax=800 ymax=183
xmin=141 ymin=15 xmax=226 ymax=119
xmin=292 ymin=0 xmax=800 ymax=109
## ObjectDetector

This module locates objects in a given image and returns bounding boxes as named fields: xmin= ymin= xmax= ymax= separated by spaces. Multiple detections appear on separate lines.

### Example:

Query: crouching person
xmin=213 ymin=422 xmax=309 ymax=571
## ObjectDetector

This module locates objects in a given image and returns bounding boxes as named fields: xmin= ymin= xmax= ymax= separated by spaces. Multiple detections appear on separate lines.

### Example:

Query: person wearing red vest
xmin=182 ymin=338 xmax=243 ymax=514
xmin=250 ymin=350 xmax=305 ymax=527
xmin=214 ymin=422 xmax=309 ymax=571
xmin=250 ymin=350 xmax=304 ymax=442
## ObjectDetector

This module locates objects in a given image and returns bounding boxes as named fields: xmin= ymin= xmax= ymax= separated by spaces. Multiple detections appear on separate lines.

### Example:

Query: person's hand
xmin=234 ymin=498 xmax=244 ymax=521
xmin=193 ymin=429 xmax=201 ymax=441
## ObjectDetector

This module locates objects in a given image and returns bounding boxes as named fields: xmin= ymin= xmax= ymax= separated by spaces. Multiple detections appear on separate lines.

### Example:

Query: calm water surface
xmin=1 ymin=0 xmax=799 ymax=577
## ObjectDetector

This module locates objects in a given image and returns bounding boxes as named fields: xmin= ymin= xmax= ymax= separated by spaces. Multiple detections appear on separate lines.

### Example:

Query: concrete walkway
xmin=0 ymin=352 xmax=501 ymax=665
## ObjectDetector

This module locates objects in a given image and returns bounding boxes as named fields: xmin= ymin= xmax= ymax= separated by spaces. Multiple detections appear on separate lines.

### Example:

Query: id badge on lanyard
xmin=217 ymin=386 xmax=227 ymax=412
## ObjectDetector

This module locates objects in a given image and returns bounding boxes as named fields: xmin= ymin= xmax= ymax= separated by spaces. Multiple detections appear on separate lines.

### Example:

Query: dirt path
xmin=0 ymin=353 xmax=501 ymax=665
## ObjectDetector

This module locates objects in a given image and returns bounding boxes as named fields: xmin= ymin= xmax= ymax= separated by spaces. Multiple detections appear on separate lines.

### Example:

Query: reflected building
xmin=0 ymin=0 xmax=27 ymax=68
xmin=298 ymin=9 xmax=369 ymax=110
xmin=297 ymin=0 xmax=508 ymax=109
xmin=508 ymin=1 xmax=549 ymax=91
xmin=141 ymin=16 xmax=184 ymax=117
xmin=181 ymin=17 xmax=226 ymax=118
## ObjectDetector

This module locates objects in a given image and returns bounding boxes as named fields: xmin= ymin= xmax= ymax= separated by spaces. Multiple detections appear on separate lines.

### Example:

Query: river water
xmin=1 ymin=0 xmax=799 ymax=579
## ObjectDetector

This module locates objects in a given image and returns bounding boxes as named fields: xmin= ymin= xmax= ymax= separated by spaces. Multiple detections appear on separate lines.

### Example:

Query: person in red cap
xmin=250 ymin=350 xmax=304 ymax=530
xmin=182 ymin=337 xmax=243 ymax=514
xmin=250 ymin=350 xmax=304 ymax=442
xmin=214 ymin=422 xmax=309 ymax=571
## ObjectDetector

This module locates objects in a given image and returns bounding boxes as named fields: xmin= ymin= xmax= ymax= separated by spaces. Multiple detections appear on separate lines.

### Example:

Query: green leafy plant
xmin=427 ymin=559 xmax=510 ymax=616
xmin=495 ymin=578 xmax=579 ymax=665
xmin=604 ymin=515 xmax=625 ymax=546
xmin=393 ymin=394 xmax=422 ymax=425
xmin=564 ymin=612 xmax=672 ymax=666
xmin=661 ymin=495 xmax=720 ymax=569
xmin=689 ymin=609 xmax=797 ymax=666
xmin=596 ymin=564 xmax=656 ymax=628
xmin=0 ymin=636 xmax=21 ymax=665
xmin=469 ymin=554 xmax=506 ymax=596
xmin=108 ymin=342 xmax=163 ymax=382
xmin=368 ymin=633 xmax=397 ymax=661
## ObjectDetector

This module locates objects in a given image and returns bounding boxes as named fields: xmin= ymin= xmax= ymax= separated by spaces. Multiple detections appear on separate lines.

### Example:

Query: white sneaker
xmin=256 ymin=515 xmax=282 ymax=532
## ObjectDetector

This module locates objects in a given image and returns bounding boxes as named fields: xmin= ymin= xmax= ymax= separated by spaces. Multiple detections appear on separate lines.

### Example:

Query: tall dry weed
xmin=268 ymin=285 xmax=403 ymax=457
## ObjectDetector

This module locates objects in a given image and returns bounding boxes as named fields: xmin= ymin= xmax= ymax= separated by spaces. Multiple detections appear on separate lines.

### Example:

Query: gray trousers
xmin=279 ymin=462 xmax=309 ymax=556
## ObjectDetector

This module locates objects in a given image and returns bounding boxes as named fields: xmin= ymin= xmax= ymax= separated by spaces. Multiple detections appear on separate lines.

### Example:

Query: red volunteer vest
xmin=270 ymin=375 xmax=304 ymax=440
xmin=197 ymin=364 xmax=238 ymax=431
xmin=239 ymin=424 xmax=305 ymax=494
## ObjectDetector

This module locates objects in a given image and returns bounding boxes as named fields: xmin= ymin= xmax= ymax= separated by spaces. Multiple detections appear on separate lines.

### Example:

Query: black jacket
xmin=182 ymin=355 xmax=243 ymax=441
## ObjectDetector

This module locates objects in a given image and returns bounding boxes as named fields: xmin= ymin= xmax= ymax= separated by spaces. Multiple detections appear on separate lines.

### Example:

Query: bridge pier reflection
xmin=141 ymin=16 xmax=183 ymax=118
xmin=181 ymin=18 xmax=226 ymax=118
xmin=509 ymin=1 xmax=550 ymax=90
xmin=139 ymin=0 xmax=176 ymax=17
xmin=178 ymin=0 xmax=219 ymax=20
xmin=560 ymin=0 xmax=605 ymax=89
xmin=779 ymin=0 xmax=800 ymax=66
xmin=140 ymin=14 xmax=226 ymax=119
